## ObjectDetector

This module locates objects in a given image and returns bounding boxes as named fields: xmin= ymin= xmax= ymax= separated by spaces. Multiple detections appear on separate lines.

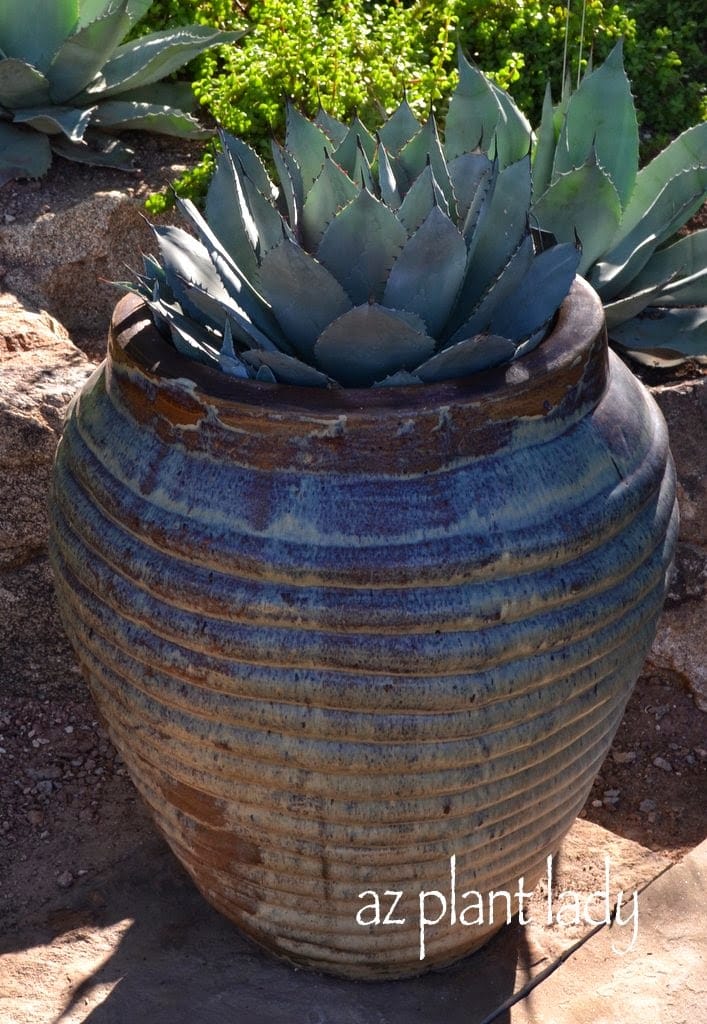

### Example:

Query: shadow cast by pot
xmin=39 ymin=838 xmax=532 ymax=1024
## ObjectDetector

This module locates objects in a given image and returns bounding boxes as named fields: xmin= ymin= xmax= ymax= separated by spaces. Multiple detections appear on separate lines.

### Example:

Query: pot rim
xmin=109 ymin=276 xmax=607 ymax=420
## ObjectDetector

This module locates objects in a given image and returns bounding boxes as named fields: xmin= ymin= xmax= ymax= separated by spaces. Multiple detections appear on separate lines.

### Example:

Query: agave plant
xmin=529 ymin=40 xmax=707 ymax=365
xmin=132 ymin=69 xmax=581 ymax=389
xmin=0 ymin=0 xmax=244 ymax=186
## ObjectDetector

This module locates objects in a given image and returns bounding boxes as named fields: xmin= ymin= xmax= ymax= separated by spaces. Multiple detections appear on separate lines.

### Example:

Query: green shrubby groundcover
xmin=138 ymin=0 xmax=705 ymax=212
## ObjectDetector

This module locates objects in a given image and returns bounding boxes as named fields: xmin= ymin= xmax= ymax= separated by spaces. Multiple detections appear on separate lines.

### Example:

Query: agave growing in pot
xmin=50 ymin=52 xmax=679 ymax=979
xmin=0 ymin=0 xmax=244 ymax=185
xmin=529 ymin=40 xmax=707 ymax=365
xmin=131 ymin=65 xmax=582 ymax=389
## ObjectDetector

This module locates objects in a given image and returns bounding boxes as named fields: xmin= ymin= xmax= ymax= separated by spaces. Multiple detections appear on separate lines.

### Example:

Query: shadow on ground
xmin=2 ymin=832 xmax=536 ymax=1024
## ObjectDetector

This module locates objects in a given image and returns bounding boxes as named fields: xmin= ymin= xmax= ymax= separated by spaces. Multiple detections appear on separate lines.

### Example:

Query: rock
xmin=56 ymin=870 xmax=73 ymax=889
xmin=0 ymin=193 xmax=153 ymax=353
xmin=612 ymin=750 xmax=636 ymax=764
xmin=0 ymin=293 xmax=96 ymax=570
xmin=0 ymin=141 xmax=190 ymax=357
xmin=651 ymin=376 xmax=706 ymax=550
xmin=652 ymin=756 xmax=673 ymax=773
xmin=647 ymin=543 xmax=707 ymax=711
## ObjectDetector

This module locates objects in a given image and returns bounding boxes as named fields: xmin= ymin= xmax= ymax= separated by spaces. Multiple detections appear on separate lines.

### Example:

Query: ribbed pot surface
xmin=49 ymin=278 xmax=677 ymax=978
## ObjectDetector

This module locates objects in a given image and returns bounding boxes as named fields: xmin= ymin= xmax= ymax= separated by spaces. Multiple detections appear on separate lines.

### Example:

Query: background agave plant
xmin=529 ymin=40 xmax=707 ymax=365
xmin=0 ymin=0 xmax=243 ymax=186
xmin=133 ymin=64 xmax=580 ymax=389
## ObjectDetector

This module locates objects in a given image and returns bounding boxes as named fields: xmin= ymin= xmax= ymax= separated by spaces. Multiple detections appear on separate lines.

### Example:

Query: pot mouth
xmin=109 ymin=276 xmax=607 ymax=419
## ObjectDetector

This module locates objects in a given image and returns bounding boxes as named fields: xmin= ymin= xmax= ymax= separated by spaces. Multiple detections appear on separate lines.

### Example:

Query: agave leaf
xmin=591 ymin=165 xmax=707 ymax=301
xmin=314 ymin=304 xmax=435 ymax=387
xmin=414 ymin=333 xmax=516 ymax=382
xmin=512 ymin=323 xmax=549 ymax=360
xmin=257 ymin=237 xmax=352 ymax=362
xmin=459 ymin=155 xmax=498 ymax=247
xmin=168 ymin=320 xmax=220 ymax=368
xmin=447 ymin=232 xmax=534 ymax=344
xmin=352 ymin=138 xmax=375 ymax=194
xmin=232 ymin=160 xmax=288 ymax=258
xmin=488 ymin=242 xmax=580 ymax=341
xmin=255 ymin=364 xmax=277 ymax=383
xmin=531 ymin=155 xmax=623 ymax=275
xmin=316 ymin=188 xmax=408 ymax=304
xmin=532 ymin=82 xmax=556 ymax=203
xmin=270 ymin=140 xmax=302 ymax=232
xmin=218 ymin=321 xmax=251 ymax=379
xmin=447 ymin=152 xmax=494 ymax=225
xmin=445 ymin=48 xmax=500 ymax=161
xmin=553 ymin=40 xmax=638 ymax=209
xmin=146 ymin=295 xmax=220 ymax=367
xmin=167 ymin=259 xmax=279 ymax=354
xmin=0 ymin=120 xmax=51 ymax=183
xmin=377 ymin=96 xmax=421 ymax=155
xmin=616 ymin=122 xmax=707 ymax=241
xmin=0 ymin=0 xmax=78 ymax=73
xmin=373 ymin=370 xmax=423 ymax=387
xmin=629 ymin=230 xmax=707 ymax=306
xmin=376 ymin=138 xmax=402 ymax=210
xmin=50 ymin=130 xmax=135 ymax=167
xmin=314 ymin=106 xmax=348 ymax=146
xmin=463 ymin=155 xmax=531 ymax=305
xmin=333 ymin=115 xmax=377 ymax=177
xmin=12 ymin=104 xmax=95 ymax=142
xmin=301 ymin=151 xmax=359 ymax=251
xmin=173 ymin=197 xmax=288 ymax=348
xmin=83 ymin=26 xmax=244 ymax=98
xmin=124 ymin=1 xmax=152 ymax=26
xmin=90 ymin=101 xmax=211 ymax=137
xmin=221 ymin=130 xmax=278 ymax=202
xmin=0 ymin=58 xmax=51 ymax=107
xmin=603 ymin=277 xmax=679 ymax=329
xmin=488 ymin=80 xmax=532 ymax=167
xmin=206 ymin=147 xmax=259 ymax=285
xmin=285 ymin=101 xmax=329 ymax=189
xmin=242 ymin=348 xmax=334 ymax=388
xmin=610 ymin=306 xmax=707 ymax=363
xmin=383 ymin=205 xmax=467 ymax=337
xmin=77 ymin=1 xmax=116 ymax=29
xmin=396 ymin=163 xmax=450 ymax=235
xmin=48 ymin=2 xmax=131 ymax=103
xmin=396 ymin=114 xmax=455 ymax=215
xmin=108 ymin=81 xmax=197 ymax=110
xmin=152 ymin=224 xmax=231 ymax=306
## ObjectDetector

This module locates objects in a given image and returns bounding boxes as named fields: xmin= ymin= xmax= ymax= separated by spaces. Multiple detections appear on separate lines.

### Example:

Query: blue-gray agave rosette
xmin=0 ymin=0 xmax=243 ymax=183
xmin=135 ymin=58 xmax=581 ymax=388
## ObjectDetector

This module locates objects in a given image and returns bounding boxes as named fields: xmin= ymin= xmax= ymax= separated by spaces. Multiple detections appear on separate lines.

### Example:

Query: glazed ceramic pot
xmin=49 ymin=277 xmax=677 ymax=979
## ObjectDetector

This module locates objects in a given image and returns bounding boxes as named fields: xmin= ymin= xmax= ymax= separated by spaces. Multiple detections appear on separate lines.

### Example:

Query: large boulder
xmin=0 ymin=293 xmax=96 ymax=570
xmin=0 ymin=137 xmax=192 ymax=357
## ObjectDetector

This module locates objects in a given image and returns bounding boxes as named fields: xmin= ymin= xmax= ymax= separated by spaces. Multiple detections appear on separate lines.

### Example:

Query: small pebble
xmin=653 ymin=756 xmax=673 ymax=772
xmin=612 ymin=750 xmax=636 ymax=764
xmin=640 ymin=799 xmax=657 ymax=813
xmin=591 ymin=799 xmax=603 ymax=808
xmin=56 ymin=871 xmax=73 ymax=889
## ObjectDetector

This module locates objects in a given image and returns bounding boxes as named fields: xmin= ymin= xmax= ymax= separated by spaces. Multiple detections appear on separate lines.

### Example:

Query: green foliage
xmin=146 ymin=0 xmax=461 ymax=212
xmin=622 ymin=0 xmax=706 ymax=154
xmin=133 ymin=68 xmax=580 ymax=389
xmin=456 ymin=0 xmax=634 ymax=120
xmin=0 ymin=0 xmax=243 ymax=184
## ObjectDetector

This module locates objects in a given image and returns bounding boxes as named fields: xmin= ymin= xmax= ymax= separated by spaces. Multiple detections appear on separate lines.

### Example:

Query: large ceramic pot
xmin=49 ymin=277 xmax=677 ymax=979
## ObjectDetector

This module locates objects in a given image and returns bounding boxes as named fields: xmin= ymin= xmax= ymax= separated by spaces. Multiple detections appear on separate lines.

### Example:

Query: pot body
xmin=49 ymin=279 xmax=677 ymax=979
